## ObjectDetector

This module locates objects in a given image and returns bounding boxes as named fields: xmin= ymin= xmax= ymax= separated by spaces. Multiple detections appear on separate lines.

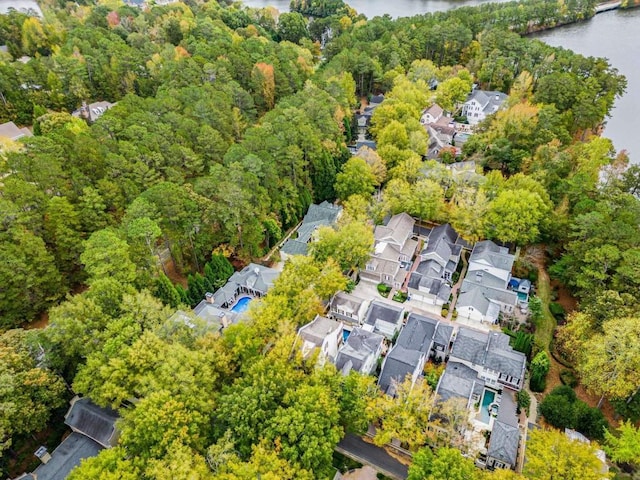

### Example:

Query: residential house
xmin=362 ymin=301 xmax=404 ymax=340
xmin=420 ymin=104 xmax=458 ymax=159
xmin=408 ymin=224 xmax=462 ymax=313
xmin=435 ymin=361 xmax=485 ymax=408
xmin=280 ymin=201 xmax=342 ymax=259
xmin=461 ymin=90 xmax=508 ymax=126
xmin=191 ymin=295 xmax=239 ymax=330
xmin=379 ymin=313 xmax=453 ymax=394
xmin=0 ymin=121 xmax=32 ymax=141
xmin=486 ymin=391 xmax=520 ymax=470
xmin=335 ymin=327 xmax=384 ymax=375
xmin=329 ymin=291 xmax=369 ymax=326
xmin=0 ymin=0 xmax=42 ymax=16
xmin=298 ymin=315 xmax=344 ymax=364
xmin=449 ymin=328 xmax=527 ymax=391
xmin=211 ymin=263 xmax=280 ymax=309
xmin=72 ymin=101 xmax=116 ymax=123
xmin=456 ymin=240 xmax=518 ymax=325
xmin=361 ymin=213 xmax=417 ymax=289
xmin=13 ymin=398 xmax=118 ymax=480
xmin=420 ymin=104 xmax=445 ymax=125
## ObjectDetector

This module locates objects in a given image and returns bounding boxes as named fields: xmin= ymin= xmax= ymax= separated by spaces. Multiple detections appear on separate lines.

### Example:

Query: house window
xmin=366 ymin=264 xmax=375 ymax=272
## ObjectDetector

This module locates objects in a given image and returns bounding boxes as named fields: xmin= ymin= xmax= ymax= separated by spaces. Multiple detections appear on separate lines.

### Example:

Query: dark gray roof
xmin=408 ymin=272 xmax=451 ymax=302
xmin=396 ymin=313 xmax=438 ymax=352
xmin=433 ymin=323 xmax=453 ymax=347
xmin=356 ymin=140 xmax=377 ymax=150
xmin=364 ymin=301 xmax=404 ymax=327
xmin=488 ymin=394 xmax=520 ymax=467
xmin=436 ymin=361 xmax=484 ymax=403
xmin=213 ymin=264 xmax=279 ymax=306
xmin=451 ymin=327 xmax=488 ymax=365
xmin=378 ymin=345 xmax=423 ymax=393
xmin=280 ymin=239 xmax=309 ymax=255
xmin=450 ymin=328 xmax=526 ymax=382
xmin=31 ymin=433 xmax=102 ymax=480
xmin=65 ymin=398 xmax=118 ymax=448
xmin=470 ymin=240 xmax=514 ymax=272
xmin=429 ymin=223 xmax=458 ymax=246
xmin=335 ymin=328 xmax=384 ymax=374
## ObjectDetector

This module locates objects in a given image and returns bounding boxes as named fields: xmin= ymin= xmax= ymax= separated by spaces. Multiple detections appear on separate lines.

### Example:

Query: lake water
xmin=532 ymin=9 xmax=640 ymax=163
xmin=243 ymin=0 xmax=639 ymax=163
xmin=0 ymin=0 xmax=43 ymax=16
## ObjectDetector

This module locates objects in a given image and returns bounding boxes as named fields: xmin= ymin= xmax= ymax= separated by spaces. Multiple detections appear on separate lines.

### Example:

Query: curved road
xmin=336 ymin=434 xmax=409 ymax=480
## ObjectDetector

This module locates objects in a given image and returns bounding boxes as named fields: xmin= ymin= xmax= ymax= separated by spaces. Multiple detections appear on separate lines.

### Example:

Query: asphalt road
xmin=336 ymin=434 xmax=409 ymax=480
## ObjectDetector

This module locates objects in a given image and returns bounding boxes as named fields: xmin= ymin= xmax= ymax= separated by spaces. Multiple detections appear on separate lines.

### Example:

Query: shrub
xmin=512 ymin=331 xmax=534 ymax=358
xmin=516 ymin=390 xmax=531 ymax=416
xmin=392 ymin=291 xmax=407 ymax=303
xmin=574 ymin=402 xmax=607 ymax=441
xmin=549 ymin=302 xmax=566 ymax=321
xmin=441 ymin=309 xmax=449 ymax=317
xmin=377 ymin=283 xmax=391 ymax=297
xmin=560 ymin=369 xmax=578 ymax=388
xmin=540 ymin=392 xmax=576 ymax=428
xmin=345 ymin=280 xmax=356 ymax=293
xmin=451 ymin=310 xmax=458 ymax=319
xmin=530 ymin=351 xmax=550 ymax=392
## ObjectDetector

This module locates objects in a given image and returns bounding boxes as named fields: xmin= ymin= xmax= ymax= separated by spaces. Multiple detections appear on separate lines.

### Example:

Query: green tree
xmin=335 ymin=157 xmax=377 ymax=201
xmin=0 ymin=329 xmax=66 ymax=456
xmin=530 ymin=351 xmax=550 ymax=392
xmin=154 ymin=274 xmax=181 ymax=308
xmin=604 ymin=420 xmax=640 ymax=466
xmin=524 ymin=429 xmax=612 ymax=480
xmin=67 ymin=448 xmax=140 ymax=480
xmin=408 ymin=446 xmax=479 ymax=480
xmin=310 ymin=220 xmax=374 ymax=271
xmin=81 ymin=229 xmax=137 ymax=285
xmin=277 ymin=13 xmax=309 ymax=44
xmin=0 ymin=227 xmax=65 ymax=328
xmin=485 ymin=189 xmax=549 ymax=245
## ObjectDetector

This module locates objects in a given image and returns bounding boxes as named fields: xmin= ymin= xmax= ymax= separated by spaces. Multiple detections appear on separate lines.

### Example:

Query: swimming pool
xmin=480 ymin=389 xmax=496 ymax=424
xmin=517 ymin=292 xmax=528 ymax=302
xmin=342 ymin=329 xmax=351 ymax=343
xmin=231 ymin=296 xmax=253 ymax=313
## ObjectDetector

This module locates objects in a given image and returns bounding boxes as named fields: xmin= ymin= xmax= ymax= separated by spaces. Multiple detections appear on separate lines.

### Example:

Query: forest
xmin=1 ymin=0 xmax=639 ymax=478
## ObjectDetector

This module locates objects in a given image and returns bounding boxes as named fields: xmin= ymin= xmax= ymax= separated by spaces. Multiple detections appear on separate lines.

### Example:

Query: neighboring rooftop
xmin=395 ymin=313 xmax=438 ymax=353
xmin=0 ymin=121 xmax=32 ymax=141
xmin=335 ymin=328 xmax=384 ymax=375
xmin=488 ymin=391 xmax=520 ymax=466
xmin=436 ymin=361 xmax=484 ymax=404
xmin=281 ymin=202 xmax=342 ymax=256
xmin=212 ymin=263 xmax=279 ymax=307
xmin=299 ymin=315 xmax=342 ymax=347
xmin=30 ymin=433 xmax=102 ymax=480
xmin=364 ymin=301 xmax=404 ymax=330
xmin=378 ymin=345 xmax=424 ymax=394
xmin=64 ymin=397 xmax=119 ymax=448
xmin=450 ymin=328 xmax=526 ymax=383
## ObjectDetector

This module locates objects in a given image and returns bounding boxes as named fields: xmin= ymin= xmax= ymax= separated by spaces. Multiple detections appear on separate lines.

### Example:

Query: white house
xmin=298 ymin=315 xmax=344 ymax=364
xmin=455 ymin=240 xmax=518 ymax=325
xmin=334 ymin=328 xmax=385 ymax=376
xmin=461 ymin=90 xmax=507 ymax=126
xmin=329 ymin=291 xmax=369 ymax=326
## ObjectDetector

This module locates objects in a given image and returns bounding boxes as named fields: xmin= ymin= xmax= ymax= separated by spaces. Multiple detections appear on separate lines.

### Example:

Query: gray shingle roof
xmin=466 ymin=90 xmax=507 ymax=114
xmin=457 ymin=281 xmax=518 ymax=316
xmin=378 ymin=345 xmax=423 ymax=393
xmin=281 ymin=202 xmax=342 ymax=256
xmin=364 ymin=301 xmax=404 ymax=327
xmin=64 ymin=398 xmax=118 ymax=448
xmin=470 ymin=240 xmax=514 ymax=272
xmin=335 ymin=328 xmax=384 ymax=374
xmin=450 ymin=328 xmax=526 ymax=383
xmin=433 ymin=323 xmax=453 ymax=348
xmin=374 ymin=213 xmax=415 ymax=248
xmin=396 ymin=313 xmax=438 ymax=352
xmin=436 ymin=361 xmax=484 ymax=403
xmin=0 ymin=121 xmax=32 ymax=140
xmin=488 ymin=390 xmax=520 ymax=466
xmin=31 ymin=433 xmax=102 ymax=480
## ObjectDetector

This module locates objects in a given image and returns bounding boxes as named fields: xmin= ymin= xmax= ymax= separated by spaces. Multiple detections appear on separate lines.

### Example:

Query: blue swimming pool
xmin=231 ymin=296 xmax=253 ymax=313
xmin=480 ymin=390 xmax=496 ymax=424
xmin=342 ymin=329 xmax=351 ymax=343
xmin=517 ymin=292 xmax=528 ymax=302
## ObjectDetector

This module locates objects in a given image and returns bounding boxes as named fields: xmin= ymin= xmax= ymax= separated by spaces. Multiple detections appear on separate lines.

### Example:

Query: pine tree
xmin=153 ymin=274 xmax=181 ymax=308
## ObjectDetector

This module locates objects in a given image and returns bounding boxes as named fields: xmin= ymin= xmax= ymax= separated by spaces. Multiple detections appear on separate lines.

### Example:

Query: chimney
xmin=495 ymin=95 xmax=500 ymax=101
xmin=205 ymin=292 xmax=214 ymax=304
xmin=35 ymin=446 xmax=51 ymax=464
